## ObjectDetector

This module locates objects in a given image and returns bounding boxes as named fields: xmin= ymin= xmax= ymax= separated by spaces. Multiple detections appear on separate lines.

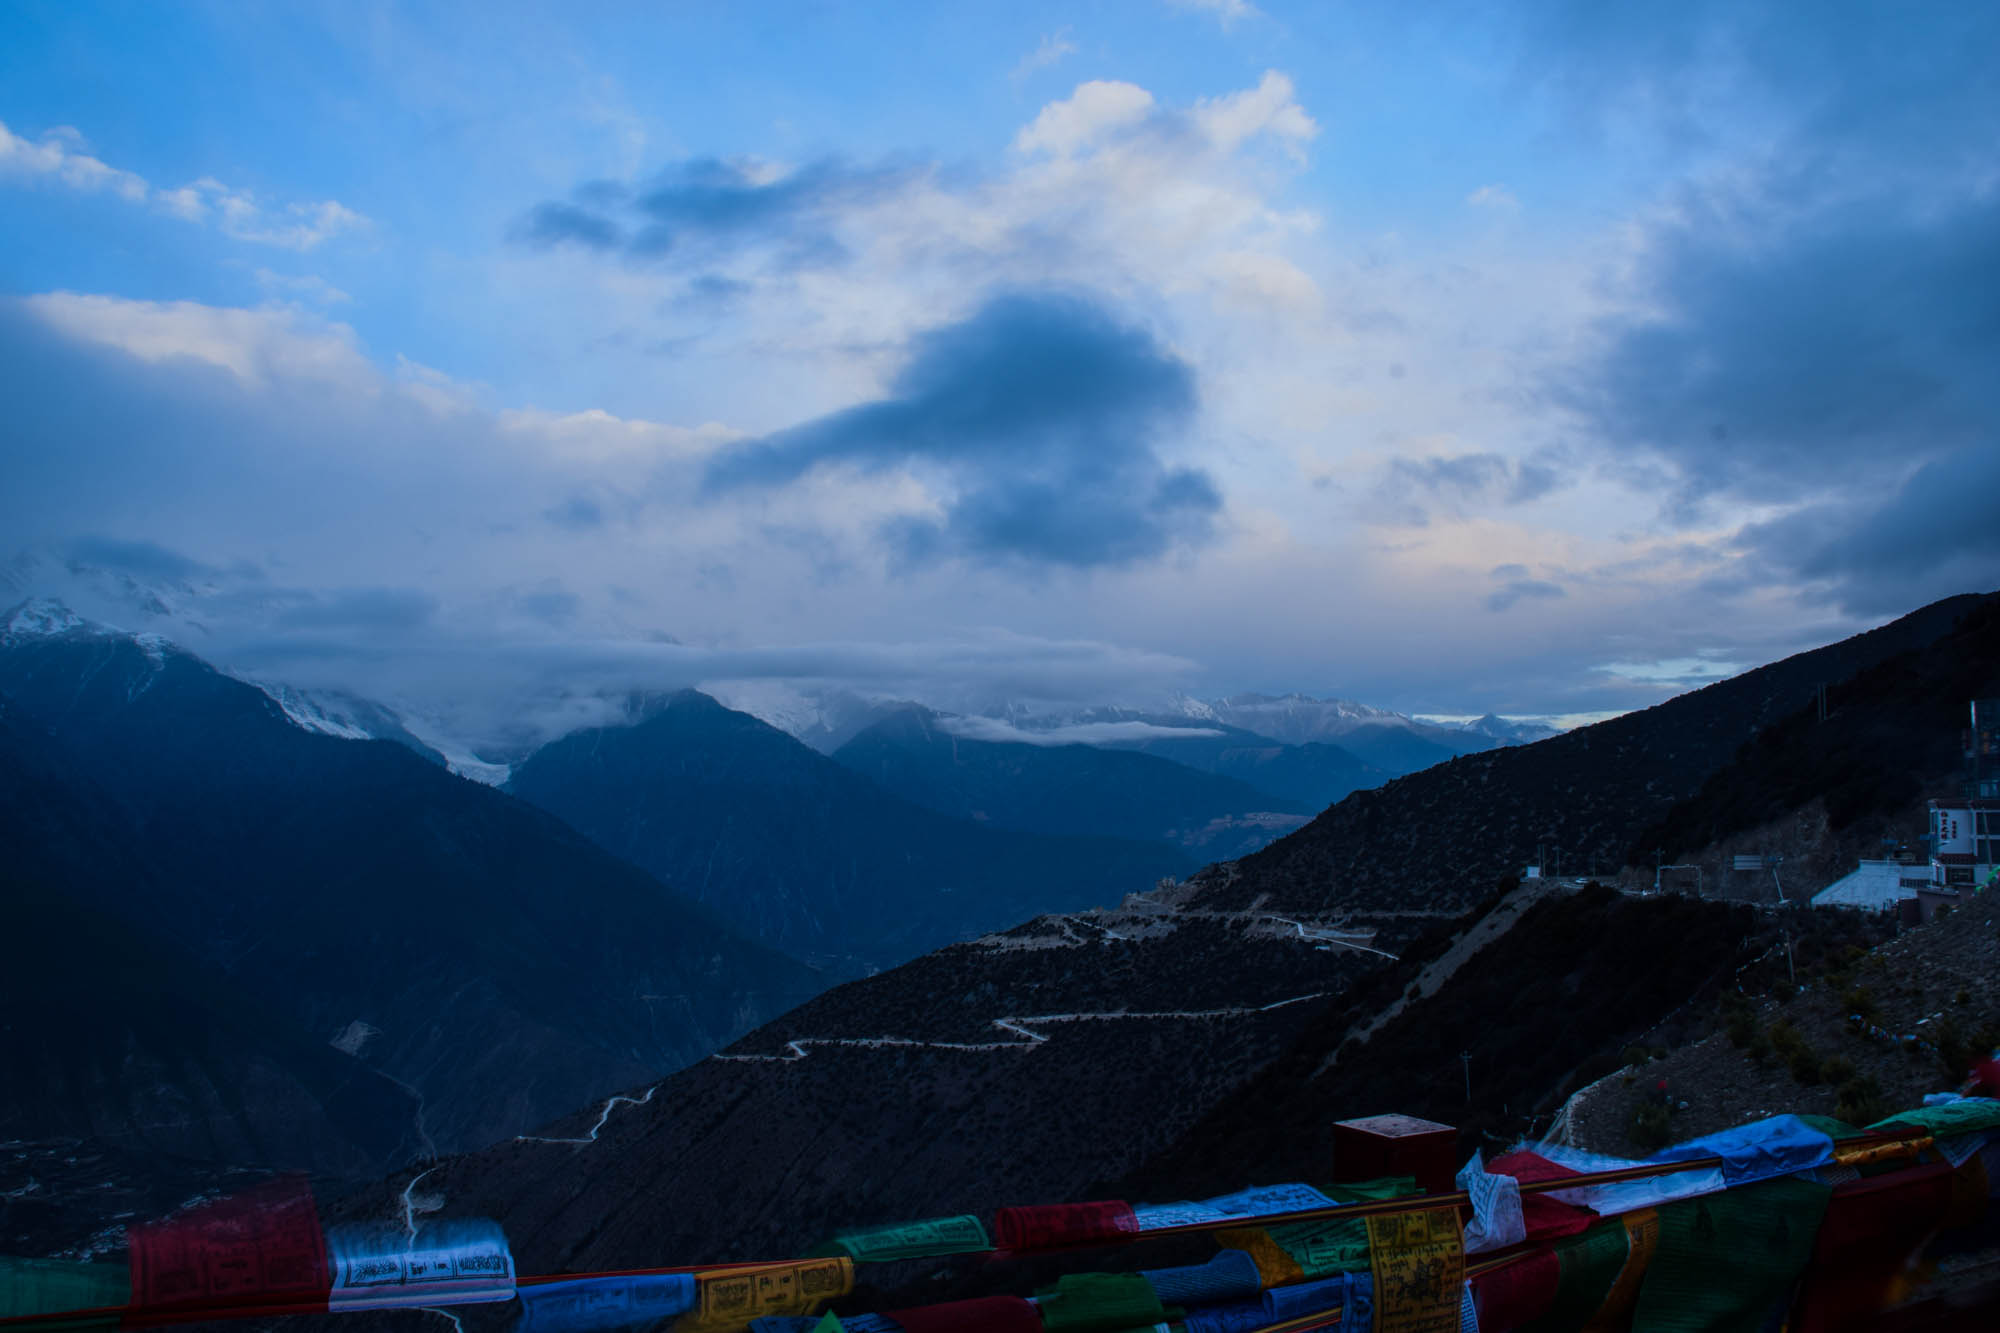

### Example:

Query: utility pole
xmin=1771 ymin=855 xmax=1786 ymax=905
xmin=1782 ymin=929 xmax=1796 ymax=984
xmin=1460 ymin=1051 xmax=1472 ymax=1103
xmin=1654 ymin=848 xmax=1665 ymax=893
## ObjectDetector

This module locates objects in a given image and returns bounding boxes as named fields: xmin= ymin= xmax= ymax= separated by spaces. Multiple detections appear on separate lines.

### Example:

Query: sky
xmin=2 ymin=0 xmax=1995 ymax=753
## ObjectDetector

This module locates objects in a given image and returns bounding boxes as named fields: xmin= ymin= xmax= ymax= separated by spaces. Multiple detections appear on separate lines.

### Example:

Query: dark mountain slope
xmin=1632 ymin=595 xmax=2000 ymax=862
xmin=1091 ymin=722 xmax=1389 ymax=811
xmin=833 ymin=708 xmax=1308 ymax=854
xmin=0 ymin=701 xmax=420 ymax=1175
xmin=1330 ymin=721 xmax=1471 ymax=776
xmin=0 ymin=625 xmax=818 ymax=1156
xmin=1187 ymin=592 xmax=1996 ymax=917
xmin=342 ymin=912 xmax=1375 ymax=1273
xmin=506 ymin=691 xmax=1196 ymax=968
xmin=1124 ymin=887 xmax=1763 ymax=1199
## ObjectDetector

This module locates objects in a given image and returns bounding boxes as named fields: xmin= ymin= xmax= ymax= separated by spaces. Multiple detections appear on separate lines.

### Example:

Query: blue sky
xmin=3 ymin=1 xmax=1995 ymax=751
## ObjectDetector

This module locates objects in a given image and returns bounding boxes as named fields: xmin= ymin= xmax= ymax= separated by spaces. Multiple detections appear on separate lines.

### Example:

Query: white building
xmin=1811 ymin=860 xmax=1922 ymax=911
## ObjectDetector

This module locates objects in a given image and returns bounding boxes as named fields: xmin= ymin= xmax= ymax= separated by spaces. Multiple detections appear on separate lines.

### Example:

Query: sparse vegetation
xmin=1628 ymin=1100 xmax=1673 ymax=1151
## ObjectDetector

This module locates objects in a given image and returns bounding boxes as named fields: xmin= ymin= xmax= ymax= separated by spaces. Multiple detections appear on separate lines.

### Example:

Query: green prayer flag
xmin=1267 ymin=1176 xmax=1421 ymax=1278
xmin=1035 ymin=1272 xmax=1170 ymax=1333
xmin=1630 ymin=1176 xmax=1831 ymax=1333
xmin=1869 ymin=1100 xmax=2000 ymax=1138
xmin=1793 ymin=1114 xmax=1866 ymax=1141
xmin=1520 ymin=1220 xmax=1628 ymax=1333
xmin=806 ymin=1214 xmax=991 ymax=1262
xmin=0 ymin=1256 xmax=129 ymax=1333
xmin=812 ymin=1314 xmax=843 ymax=1333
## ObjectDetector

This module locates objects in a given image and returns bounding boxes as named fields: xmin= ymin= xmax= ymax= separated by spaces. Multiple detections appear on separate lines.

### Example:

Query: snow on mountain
xmin=1200 ymin=692 xmax=1406 ymax=745
xmin=2 ymin=596 xmax=97 ymax=643
xmin=700 ymin=680 xmax=917 ymax=754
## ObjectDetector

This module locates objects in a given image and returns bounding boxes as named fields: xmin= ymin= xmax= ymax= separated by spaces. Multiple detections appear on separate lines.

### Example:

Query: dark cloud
xmin=1375 ymin=450 xmax=1570 ymax=525
xmin=1740 ymin=444 xmax=2000 ymax=613
xmin=513 ymin=588 xmax=581 ymax=625
xmin=274 ymin=588 xmax=438 ymax=631
xmin=1568 ymin=191 xmax=2000 ymax=515
xmin=65 ymin=536 xmax=213 ymax=580
xmin=544 ymin=496 xmax=605 ymax=530
xmin=514 ymin=157 xmax=912 ymax=270
xmin=515 ymin=201 xmax=623 ymax=251
xmin=702 ymin=290 xmax=1216 ymax=568
xmin=1487 ymin=576 xmax=1565 ymax=613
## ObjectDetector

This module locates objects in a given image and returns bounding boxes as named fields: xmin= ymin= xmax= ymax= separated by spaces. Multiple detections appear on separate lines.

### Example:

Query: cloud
xmin=516 ymin=200 xmax=624 ymax=251
xmin=1738 ymin=443 xmax=2000 ymax=613
xmin=0 ymin=120 xmax=147 ymax=199
xmin=1486 ymin=576 xmax=1566 ymax=612
xmin=274 ymin=587 xmax=439 ymax=631
xmin=1373 ymin=450 xmax=1570 ymax=525
xmin=253 ymin=269 xmax=352 ymax=305
xmin=1013 ymin=81 xmax=1158 ymax=157
xmin=24 ymin=292 xmax=376 ymax=389
xmin=1467 ymin=183 xmax=1520 ymax=210
xmin=1012 ymin=28 xmax=1078 ymax=81
xmin=702 ymin=290 xmax=1217 ymax=568
xmin=1 ymin=120 xmax=368 ymax=250
xmin=937 ymin=716 xmax=1227 ymax=746
xmin=516 ymin=157 xmax=912 ymax=270
xmin=1567 ymin=189 xmax=2000 ymax=517
xmin=1166 ymin=0 xmax=1260 ymax=28
xmin=63 ymin=536 xmax=215 ymax=581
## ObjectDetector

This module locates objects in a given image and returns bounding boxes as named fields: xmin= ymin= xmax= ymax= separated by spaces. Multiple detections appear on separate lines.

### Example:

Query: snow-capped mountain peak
xmin=2 ymin=596 xmax=97 ymax=643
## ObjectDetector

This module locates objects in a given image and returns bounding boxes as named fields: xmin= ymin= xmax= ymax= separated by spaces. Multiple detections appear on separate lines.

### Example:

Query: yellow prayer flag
xmin=1582 ymin=1206 xmax=1658 ymax=1333
xmin=1365 ymin=1207 xmax=1464 ymax=1333
xmin=673 ymin=1258 xmax=853 ymax=1333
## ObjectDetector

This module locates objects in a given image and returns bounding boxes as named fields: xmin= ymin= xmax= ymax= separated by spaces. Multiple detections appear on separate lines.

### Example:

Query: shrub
xmin=1843 ymin=987 xmax=1879 ymax=1022
xmin=1835 ymin=1074 xmax=1888 ymax=1127
xmin=1622 ymin=1044 xmax=1651 ymax=1066
xmin=1819 ymin=1056 xmax=1856 ymax=1085
xmin=1788 ymin=1046 xmax=1824 ymax=1085
xmin=1629 ymin=1101 xmax=1674 ymax=1151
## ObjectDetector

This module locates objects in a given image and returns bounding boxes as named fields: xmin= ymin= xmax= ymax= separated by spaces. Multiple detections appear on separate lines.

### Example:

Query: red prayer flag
xmin=1791 ymin=1160 xmax=1954 ymax=1333
xmin=1482 ymin=1151 xmax=1596 ymax=1242
xmin=1470 ymin=1248 xmax=1560 ymax=1331
xmin=126 ymin=1176 xmax=330 ymax=1312
xmin=883 ymin=1295 xmax=1042 ymax=1332
xmin=990 ymin=1201 xmax=1138 ymax=1252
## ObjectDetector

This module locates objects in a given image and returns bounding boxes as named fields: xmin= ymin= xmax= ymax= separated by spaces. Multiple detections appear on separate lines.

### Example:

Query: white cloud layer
xmin=0 ymin=119 xmax=368 ymax=250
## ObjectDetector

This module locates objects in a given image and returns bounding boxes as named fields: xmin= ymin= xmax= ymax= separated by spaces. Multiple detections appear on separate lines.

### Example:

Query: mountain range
xmin=504 ymin=692 xmax=1199 ymax=969
xmin=0 ymin=603 xmax=816 ymax=1167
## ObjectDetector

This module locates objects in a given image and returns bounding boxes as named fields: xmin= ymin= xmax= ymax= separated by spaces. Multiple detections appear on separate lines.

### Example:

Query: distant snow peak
xmin=264 ymin=683 xmax=379 ymax=741
xmin=940 ymin=715 xmax=1227 ymax=747
xmin=441 ymin=753 xmax=512 ymax=787
xmin=1 ymin=596 xmax=95 ymax=642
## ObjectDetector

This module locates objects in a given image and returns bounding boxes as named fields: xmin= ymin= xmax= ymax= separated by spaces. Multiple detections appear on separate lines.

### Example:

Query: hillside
xmin=506 ymin=691 xmax=1198 ymax=969
xmin=0 ymin=701 xmax=420 ymax=1176
xmin=0 ymin=618 xmax=819 ymax=1160
xmin=1090 ymin=722 xmax=1389 ymax=811
xmin=832 ymin=707 xmax=1309 ymax=855
xmin=1560 ymin=904 xmax=1999 ymax=1157
xmin=1632 ymin=596 xmax=2000 ymax=867
xmin=1184 ymin=592 xmax=1997 ymax=919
